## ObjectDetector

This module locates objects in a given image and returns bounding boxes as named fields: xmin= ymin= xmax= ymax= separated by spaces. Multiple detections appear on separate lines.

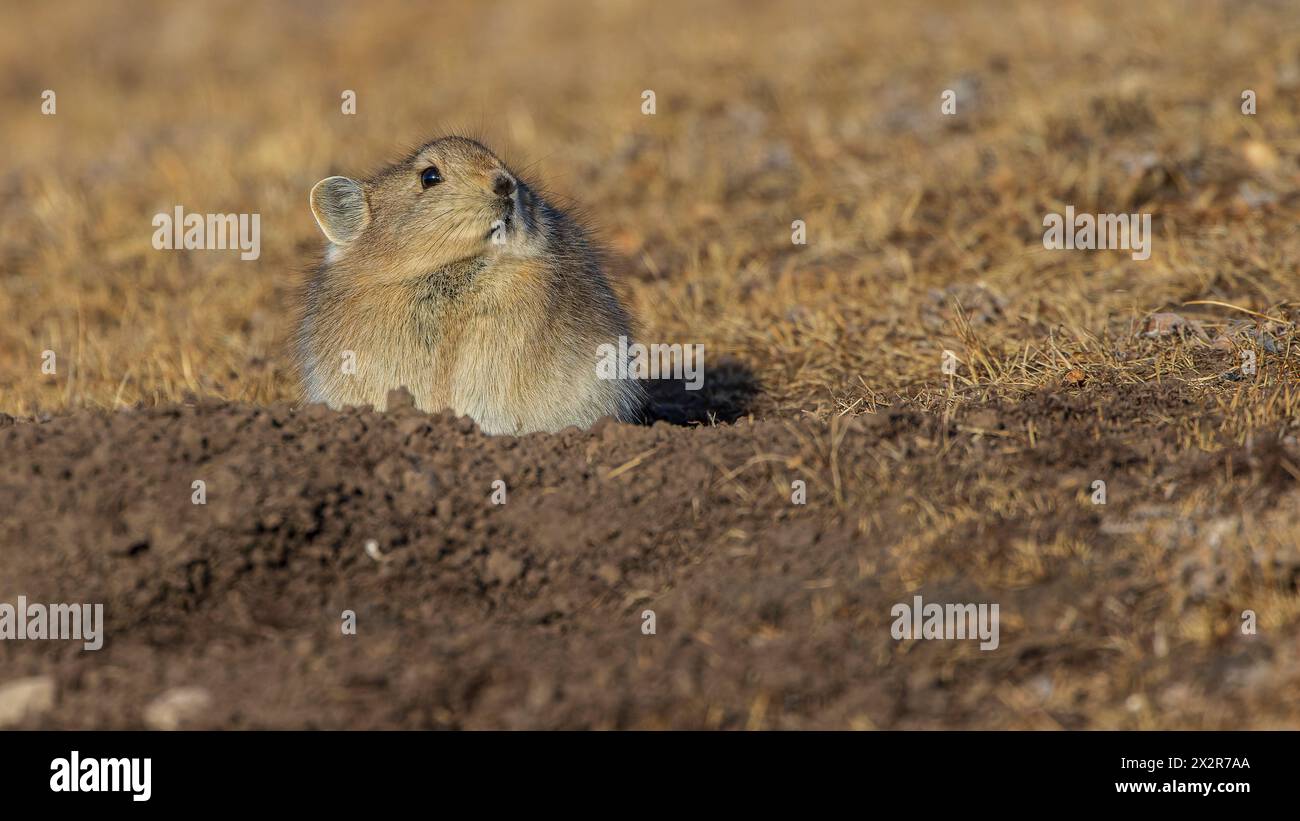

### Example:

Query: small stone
xmin=1241 ymin=139 xmax=1279 ymax=173
xmin=143 ymin=686 xmax=212 ymax=730
xmin=485 ymin=552 xmax=524 ymax=585
xmin=1142 ymin=312 xmax=1205 ymax=339
xmin=596 ymin=563 xmax=622 ymax=585
xmin=0 ymin=676 xmax=56 ymax=727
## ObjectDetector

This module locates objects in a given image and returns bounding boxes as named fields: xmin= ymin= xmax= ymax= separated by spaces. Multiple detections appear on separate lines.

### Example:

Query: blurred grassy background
xmin=0 ymin=0 xmax=1298 ymax=427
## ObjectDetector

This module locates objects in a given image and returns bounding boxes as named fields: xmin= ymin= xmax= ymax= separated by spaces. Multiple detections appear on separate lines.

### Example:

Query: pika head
xmin=309 ymin=136 xmax=539 ymax=278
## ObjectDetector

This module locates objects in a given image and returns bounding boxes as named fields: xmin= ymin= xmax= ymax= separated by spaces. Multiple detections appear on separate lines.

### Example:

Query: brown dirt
xmin=3 ymin=385 xmax=1298 ymax=729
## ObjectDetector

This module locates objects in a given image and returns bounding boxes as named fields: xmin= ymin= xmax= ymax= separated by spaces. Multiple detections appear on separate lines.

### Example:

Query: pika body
xmin=297 ymin=136 xmax=646 ymax=434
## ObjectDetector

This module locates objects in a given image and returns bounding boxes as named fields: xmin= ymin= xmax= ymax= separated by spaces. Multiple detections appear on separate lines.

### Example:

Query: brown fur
xmin=297 ymin=137 xmax=645 ymax=434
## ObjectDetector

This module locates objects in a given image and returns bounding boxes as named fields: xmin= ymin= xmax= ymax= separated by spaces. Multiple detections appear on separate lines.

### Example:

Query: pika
xmin=297 ymin=137 xmax=646 ymax=434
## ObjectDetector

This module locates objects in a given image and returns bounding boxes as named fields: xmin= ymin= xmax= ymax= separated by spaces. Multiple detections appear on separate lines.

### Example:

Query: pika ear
xmin=310 ymin=176 xmax=369 ymax=245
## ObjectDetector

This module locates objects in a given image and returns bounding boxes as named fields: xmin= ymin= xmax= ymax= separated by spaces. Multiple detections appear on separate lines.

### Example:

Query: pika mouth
xmin=485 ymin=192 xmax=526 ymax=242
xmin=485 ymin=208 xmax=514 ymax=242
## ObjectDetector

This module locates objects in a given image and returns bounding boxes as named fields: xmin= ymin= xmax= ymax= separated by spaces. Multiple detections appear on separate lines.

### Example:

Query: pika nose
xmin=492 ymin=171 xmax=516 ymax=200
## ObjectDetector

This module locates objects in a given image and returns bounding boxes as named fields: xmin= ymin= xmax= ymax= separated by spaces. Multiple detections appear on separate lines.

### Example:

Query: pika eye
xmin=420 ymin=165 xmax=442 ymax=189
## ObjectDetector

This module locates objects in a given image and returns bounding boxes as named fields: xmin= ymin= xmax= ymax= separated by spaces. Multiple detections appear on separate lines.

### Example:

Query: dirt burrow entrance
xmin=1 ymin=386 xmax=1297 ymax=728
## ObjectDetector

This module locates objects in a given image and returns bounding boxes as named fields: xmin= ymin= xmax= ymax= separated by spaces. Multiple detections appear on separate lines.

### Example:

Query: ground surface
xmin=1 ymin=0 xmax=1299 ymax=728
